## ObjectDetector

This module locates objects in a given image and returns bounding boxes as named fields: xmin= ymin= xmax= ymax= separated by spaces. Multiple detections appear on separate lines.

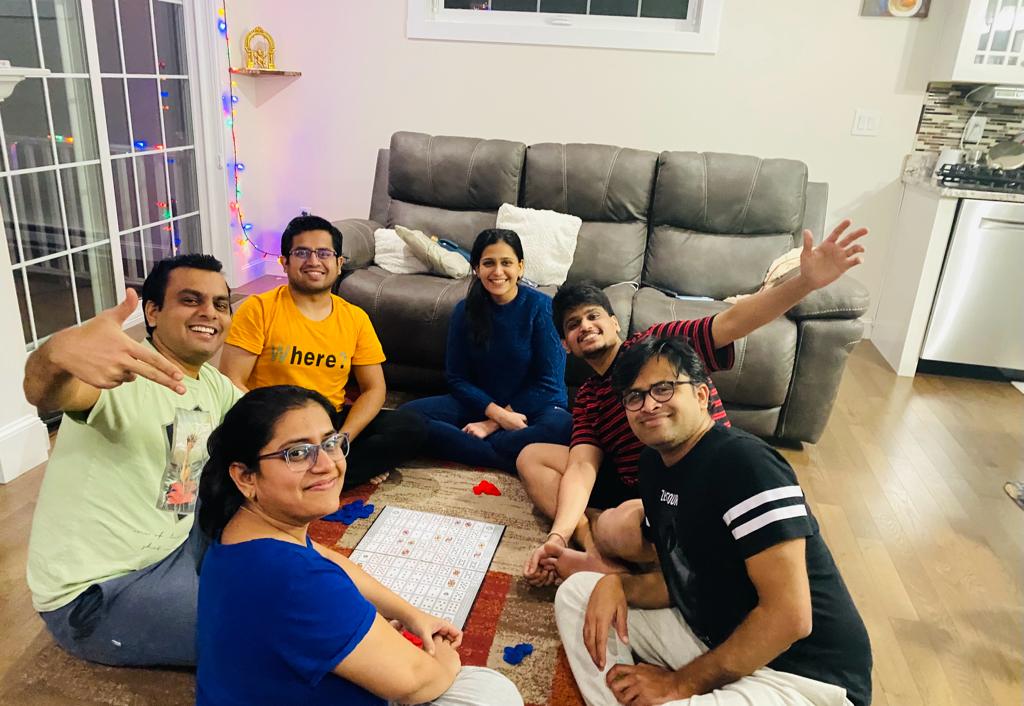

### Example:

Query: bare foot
xmin=369 ymin=472 xmax=390 ymax=485
xmin=548 ymin=546 xmax=626 ymax=581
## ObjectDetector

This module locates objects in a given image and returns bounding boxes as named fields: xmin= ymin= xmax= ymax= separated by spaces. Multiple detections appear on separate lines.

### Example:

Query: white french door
xmin=0 ymin=0 xmax=215 ymax=349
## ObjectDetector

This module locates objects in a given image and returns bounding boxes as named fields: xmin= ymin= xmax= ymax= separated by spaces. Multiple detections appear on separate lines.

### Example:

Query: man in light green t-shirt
xmin=24 ymin=254 xmax=241 ymax=667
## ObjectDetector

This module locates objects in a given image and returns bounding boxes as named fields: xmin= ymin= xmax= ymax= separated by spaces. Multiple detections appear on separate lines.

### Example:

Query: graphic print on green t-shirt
xmin=156 ymin=407 xmax=214 ymax=514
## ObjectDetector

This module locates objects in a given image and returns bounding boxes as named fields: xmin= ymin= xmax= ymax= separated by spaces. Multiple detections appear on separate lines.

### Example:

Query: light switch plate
xmin=851 ymin=108 xmax=881 ymax=137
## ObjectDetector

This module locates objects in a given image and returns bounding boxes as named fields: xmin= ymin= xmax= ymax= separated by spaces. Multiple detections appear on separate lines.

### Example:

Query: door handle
xmin=978 ymin=217 xmax=1024 ymax=230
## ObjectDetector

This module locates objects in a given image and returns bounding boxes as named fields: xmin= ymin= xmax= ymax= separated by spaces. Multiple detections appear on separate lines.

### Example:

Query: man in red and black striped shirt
xmin=520 ymin=219 xmax=867 ymax=586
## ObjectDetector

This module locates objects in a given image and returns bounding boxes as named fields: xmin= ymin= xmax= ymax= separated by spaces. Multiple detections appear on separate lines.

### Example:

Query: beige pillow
xmin=394 ymin=225 xmax=472 ymax=279
xmin=373 ymin=228 xmax=430 ymax=274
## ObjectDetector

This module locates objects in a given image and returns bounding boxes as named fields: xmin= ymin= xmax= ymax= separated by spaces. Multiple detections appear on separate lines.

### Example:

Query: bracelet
xmin=546 ymin=531 xmax=568 ymax=547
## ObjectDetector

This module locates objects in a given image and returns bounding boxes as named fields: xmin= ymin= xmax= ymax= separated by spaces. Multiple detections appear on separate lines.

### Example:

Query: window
xmin=407 ymin=0 xmax=721 ymax=53
xmin=0 ymin=0 xmax=210 ymax=348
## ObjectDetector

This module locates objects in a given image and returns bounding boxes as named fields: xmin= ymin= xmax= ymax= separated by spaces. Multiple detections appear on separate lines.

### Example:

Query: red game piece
xmin=473 ymin=480 xmax=502 ymax=496
xmin=401 ymin=629 xmax=423 ymax=647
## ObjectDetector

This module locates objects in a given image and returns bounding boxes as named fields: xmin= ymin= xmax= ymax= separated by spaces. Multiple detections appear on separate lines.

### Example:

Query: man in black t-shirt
xmin=553 ymin=337 xmax=871 ymax=706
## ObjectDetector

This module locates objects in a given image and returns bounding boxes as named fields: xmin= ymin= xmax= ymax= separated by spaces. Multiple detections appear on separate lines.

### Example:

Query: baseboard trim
xmin=861 ymin=318 xmax=873 ymax=340
xmin=0 ymin=413 xmax=50 ymax=484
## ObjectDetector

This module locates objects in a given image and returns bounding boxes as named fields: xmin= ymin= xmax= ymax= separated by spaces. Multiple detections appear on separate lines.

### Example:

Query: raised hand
xmin=50 ymin=289 xmax=186 ymax=394
xmin=799 ymin=218 xmax=867 ymax=290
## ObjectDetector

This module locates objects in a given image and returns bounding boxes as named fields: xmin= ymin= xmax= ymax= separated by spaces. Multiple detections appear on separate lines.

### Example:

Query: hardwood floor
xmin=0 ymin=341 xmax=1021 ymax=705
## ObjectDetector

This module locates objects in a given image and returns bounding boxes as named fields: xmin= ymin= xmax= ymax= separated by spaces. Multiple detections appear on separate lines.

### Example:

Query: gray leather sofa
xmin=334 ymin=132 xmax=869 ymax=444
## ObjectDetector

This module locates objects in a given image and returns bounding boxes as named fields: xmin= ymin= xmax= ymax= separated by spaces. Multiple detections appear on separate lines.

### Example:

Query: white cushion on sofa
xmin=496 ymin=203 xmax=581 ymax=286
xmin=374 ymin=227 xmax=430 ymax=274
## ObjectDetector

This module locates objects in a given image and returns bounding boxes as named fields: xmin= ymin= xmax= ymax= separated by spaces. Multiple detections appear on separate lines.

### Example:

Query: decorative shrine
xmin=243 ymin=26 xmax=275 ymax=70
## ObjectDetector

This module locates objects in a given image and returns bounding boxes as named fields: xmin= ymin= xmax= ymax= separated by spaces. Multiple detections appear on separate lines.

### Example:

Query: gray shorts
xmin=39 ymin=518 xmax=208 ymax=667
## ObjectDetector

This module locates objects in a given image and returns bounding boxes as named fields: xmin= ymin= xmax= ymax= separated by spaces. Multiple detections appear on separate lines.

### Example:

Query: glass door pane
xmin=0 ymin=0 xmax=207 ymax=349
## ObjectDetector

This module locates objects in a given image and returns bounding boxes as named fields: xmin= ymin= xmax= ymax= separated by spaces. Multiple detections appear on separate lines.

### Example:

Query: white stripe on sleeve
xmin=722 ymin=485 xmax=804 ymax=525
xmin=730 ymin=504 xmax=808 ymax=541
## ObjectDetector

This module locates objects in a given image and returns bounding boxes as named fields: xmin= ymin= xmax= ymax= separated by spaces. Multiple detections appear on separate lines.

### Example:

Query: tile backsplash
xmin=914 ymin=82 xmax=1024 ymax=152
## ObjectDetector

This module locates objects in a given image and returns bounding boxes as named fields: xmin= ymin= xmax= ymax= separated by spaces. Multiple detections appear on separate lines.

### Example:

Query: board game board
xmin=349 ymin=506 xmax=505 ymax=629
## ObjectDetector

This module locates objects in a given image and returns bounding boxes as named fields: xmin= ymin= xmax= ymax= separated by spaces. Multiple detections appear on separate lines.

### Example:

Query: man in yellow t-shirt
xmin=219 ymin=215 xmax=426 ymax=488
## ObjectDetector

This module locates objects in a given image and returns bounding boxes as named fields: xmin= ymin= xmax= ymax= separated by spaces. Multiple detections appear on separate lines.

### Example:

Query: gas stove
xmin=936 ymin=163 xmax=1024 ymax=194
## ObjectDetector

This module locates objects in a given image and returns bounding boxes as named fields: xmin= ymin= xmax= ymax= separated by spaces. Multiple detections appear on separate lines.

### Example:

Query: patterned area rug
xmin=0 ymin=462 xmax=585 ymax=706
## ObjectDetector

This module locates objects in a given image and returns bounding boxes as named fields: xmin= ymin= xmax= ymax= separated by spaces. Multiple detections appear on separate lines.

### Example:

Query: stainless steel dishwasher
xmin=921 ymin=199 xmax=1024 ymax=369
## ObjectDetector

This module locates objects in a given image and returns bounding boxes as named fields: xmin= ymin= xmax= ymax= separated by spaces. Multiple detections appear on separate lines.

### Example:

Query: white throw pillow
xmin=495 ymin=203 xmax=582 ymax=286
xmin=373 ymin=227 xmax=430 ymax=275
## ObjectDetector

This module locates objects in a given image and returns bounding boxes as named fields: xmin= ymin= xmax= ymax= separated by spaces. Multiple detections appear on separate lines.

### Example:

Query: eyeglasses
xmin=621 ymin=380 xmax=699 ymax=411
xmin=257 ymin=432 xmax=350 ymax=471
xmin=289 ymin=247 xmax=338 ymax=261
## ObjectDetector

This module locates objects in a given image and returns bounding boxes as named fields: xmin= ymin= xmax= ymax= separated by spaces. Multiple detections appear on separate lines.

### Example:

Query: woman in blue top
xmin=195 ymin=385 xmax=522 ymax=706
xmin=402 ymin=229 xmax=572 ymax=472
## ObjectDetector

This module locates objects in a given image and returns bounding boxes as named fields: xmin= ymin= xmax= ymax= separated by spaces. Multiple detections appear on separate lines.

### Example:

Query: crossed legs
xmin=517 ymin=443 xmax=655 ymax=579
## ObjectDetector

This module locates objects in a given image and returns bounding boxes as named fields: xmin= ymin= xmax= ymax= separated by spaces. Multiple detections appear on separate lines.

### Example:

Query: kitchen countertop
xmin=900 ymin=174 xmax=1024 ymax=203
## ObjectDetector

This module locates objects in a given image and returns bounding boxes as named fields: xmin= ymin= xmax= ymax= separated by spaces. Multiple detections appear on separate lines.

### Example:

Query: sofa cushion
xmin=630 ymin=287 xmax=796 ymax=409
xmin=387 ymin=201 xmax=497 ymax=251
xmin=335 ymin=267 xmax=471 ymax=371
xmin=564 ymin=221 xmax=648 ymax=288
xmin=645 ymin=152 xmax=807 ymax=298
xmin=523 ymin=143 xmax=658 ymax=286
xmin=334 ymin=218 xmax=379 ymax=271
xmin=388 ymin=132 xmax=525 ymax=211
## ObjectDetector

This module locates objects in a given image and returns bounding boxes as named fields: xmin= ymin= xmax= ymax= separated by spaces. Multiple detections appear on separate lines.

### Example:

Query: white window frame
xmin=407 ymin=0 xmax=721 ymax=53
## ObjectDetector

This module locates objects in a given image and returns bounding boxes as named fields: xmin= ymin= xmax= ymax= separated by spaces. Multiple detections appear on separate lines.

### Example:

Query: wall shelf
xmin=229 ymin=68 xmax=301 ymax=77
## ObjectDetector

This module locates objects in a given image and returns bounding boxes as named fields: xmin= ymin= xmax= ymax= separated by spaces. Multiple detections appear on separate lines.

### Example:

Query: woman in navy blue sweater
xmin=402 ymin=229 xmax=571 ymax=473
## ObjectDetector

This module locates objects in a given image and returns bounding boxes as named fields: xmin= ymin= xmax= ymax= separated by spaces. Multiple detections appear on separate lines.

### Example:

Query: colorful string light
xmin=219 ymin=2 xmax=275 ymax=258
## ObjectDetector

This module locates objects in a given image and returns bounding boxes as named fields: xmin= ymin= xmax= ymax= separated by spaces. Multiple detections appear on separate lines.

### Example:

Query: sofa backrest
xmin=383 ymin=131 xmax=526 ymax=251
xmin=522 ymin=143 xmax=658 ymax=288
xmin=645 ymin=151 xmax=808 ymax=299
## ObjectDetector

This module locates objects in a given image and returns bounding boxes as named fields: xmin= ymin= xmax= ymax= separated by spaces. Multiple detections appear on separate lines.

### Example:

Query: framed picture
xmin=860 ymin=0 xmax=930 ymax=18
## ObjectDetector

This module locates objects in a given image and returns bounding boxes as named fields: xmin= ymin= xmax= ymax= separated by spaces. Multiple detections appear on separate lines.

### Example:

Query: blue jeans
xmin=39 ymin=514 xmax=208 ymax=667
xmin=401 ymin=395 xmax=572 ymax=473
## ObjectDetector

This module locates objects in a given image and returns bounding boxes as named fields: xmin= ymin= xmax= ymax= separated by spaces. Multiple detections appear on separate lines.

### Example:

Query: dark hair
xmin=610 ymin=336 xmax=711 ymax=397
xmin=465 ymin=228 xmax=524 ymax=347
xmin=141 ymin=254 xmax=226 ymax=336
xmin=280 ymin=215 xmax=343 ymax=259
xmin=197 ymin=385 xmax=335 ymax=538
xmin=551 ymin=282 xmax=615 ymax=339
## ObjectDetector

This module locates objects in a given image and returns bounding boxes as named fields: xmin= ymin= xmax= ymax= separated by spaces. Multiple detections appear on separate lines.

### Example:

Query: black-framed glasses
xmin=621 ymin=380 xmax=698 ymax=411
xmin=257 ymin=432 xmax=350 ymax=471
xmin=289 ymin=247 xmax=338 ymax=261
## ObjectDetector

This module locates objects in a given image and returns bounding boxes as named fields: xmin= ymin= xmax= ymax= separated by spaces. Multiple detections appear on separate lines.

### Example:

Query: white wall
xmin=225 ymin=0 xmax=951 ymax=323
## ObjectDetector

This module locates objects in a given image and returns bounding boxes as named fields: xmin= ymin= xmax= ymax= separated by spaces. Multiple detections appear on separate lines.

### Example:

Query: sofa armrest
xmin=786 ymin=276 xmax=869 ymax=321
xmin=333 ymin=218 xmax=380 ymax=271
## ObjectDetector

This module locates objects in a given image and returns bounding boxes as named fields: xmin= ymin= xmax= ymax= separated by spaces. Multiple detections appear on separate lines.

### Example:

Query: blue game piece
xmin=502 ymin=642 xmax=534 ymax=665
xmin=502 ymin=646 xmax=525 ymax=665
xmin=321 ymin=499 xmax=375 ymax=523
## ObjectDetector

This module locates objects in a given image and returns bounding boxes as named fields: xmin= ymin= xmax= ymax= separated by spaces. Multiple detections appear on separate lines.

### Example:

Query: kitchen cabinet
xmin=933 ymin=0 xmax=1024 ymax=85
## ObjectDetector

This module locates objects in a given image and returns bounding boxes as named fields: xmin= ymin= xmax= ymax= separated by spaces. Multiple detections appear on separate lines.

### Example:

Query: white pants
xmin=554 ymin=572 xmax=852 ymax=706
xmin=402 ymin=665 xmax=523 ymax=706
